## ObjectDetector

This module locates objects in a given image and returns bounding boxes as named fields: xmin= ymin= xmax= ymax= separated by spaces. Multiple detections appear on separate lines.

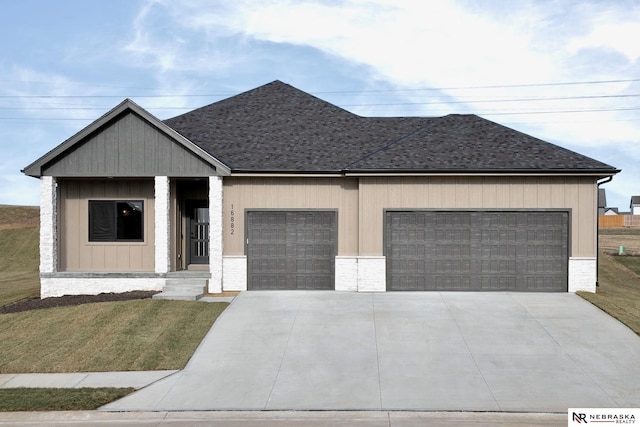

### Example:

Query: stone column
xmin=39 ymin=176 xmax=57 ymax=274
xmin=154 ymin=176 xmax=170 ymax=274
xmin=209 ymin=176 xmax=223 ymax=293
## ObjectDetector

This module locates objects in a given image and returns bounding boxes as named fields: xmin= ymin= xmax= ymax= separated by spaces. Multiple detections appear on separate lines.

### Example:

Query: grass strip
xmin=0 ymin=388 xmax=134 ymax=411
xmin=0 ymin=299 xmax=228 ymax=373
xmin=578 ymin=253 xmax=640 ymax=336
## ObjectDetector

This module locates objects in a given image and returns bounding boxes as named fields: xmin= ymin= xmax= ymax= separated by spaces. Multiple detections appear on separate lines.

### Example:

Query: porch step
xmin=152 ymin=278 xmax=208 ymax=301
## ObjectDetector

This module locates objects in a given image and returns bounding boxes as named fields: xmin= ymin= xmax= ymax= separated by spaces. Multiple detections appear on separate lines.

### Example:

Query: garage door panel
xmin=386 ymin=211 xmax=568 ymax=292
xmin=247 ymin=211 xmax=336 ymax=290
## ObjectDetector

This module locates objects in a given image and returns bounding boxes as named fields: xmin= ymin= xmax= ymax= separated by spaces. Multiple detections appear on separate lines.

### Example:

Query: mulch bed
xmin=0 ymin=291 xmax=158 ymax=314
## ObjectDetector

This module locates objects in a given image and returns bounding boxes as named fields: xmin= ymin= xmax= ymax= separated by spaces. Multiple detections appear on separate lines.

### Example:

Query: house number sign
xmin=230 ymin=204 xmax=235 ymax=235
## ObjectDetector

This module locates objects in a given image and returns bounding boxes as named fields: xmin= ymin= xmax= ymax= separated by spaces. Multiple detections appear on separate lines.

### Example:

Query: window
xmin=89 ymin=200 xmax=144 ymax=242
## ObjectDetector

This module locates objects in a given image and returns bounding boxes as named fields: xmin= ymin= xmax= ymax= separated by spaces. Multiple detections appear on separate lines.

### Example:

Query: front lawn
xmin=0 ymin=299 xmax=228 ymax=373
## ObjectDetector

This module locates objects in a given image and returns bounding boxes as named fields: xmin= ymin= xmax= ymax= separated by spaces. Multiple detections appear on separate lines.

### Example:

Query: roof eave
xmin=228 ymin=167 xmax=621 ymax=178
xmin=230 ymin=169 xmax=344 ymax=176
xmin=343 ymin=168 xmax=621 ymax=177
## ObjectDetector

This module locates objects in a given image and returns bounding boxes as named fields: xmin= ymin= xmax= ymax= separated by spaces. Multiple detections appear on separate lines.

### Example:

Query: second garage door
xmin=385 ymin=210 xmax=569 ymax=292
xmin=247 ymin=210 xmax=337 ymax=290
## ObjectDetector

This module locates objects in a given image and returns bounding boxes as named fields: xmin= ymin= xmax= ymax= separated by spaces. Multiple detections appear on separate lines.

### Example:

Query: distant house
xmin=22 ymin=80 xmax=619 ymax=297
xmin=603 ymin=207 xmax=619 ymax=216
xmin=631 ymin=196 xmax=640 ymax=215
xmin=598 ymin=189 xmax=607 ymax=216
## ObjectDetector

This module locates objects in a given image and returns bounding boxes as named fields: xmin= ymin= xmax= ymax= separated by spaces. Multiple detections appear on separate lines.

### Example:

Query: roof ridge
xmin=343 ymin=116 xmax=444 ymax=170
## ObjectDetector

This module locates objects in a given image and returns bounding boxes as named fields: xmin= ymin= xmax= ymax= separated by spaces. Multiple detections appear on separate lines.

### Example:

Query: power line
xmin=2 ymin=106 xmax=639 ymax=122
xmin=1 ymin=77 xmax=639 ymax=99
xmin=315 ymin=78 xmax=640 ymax=94
xmin=340 ymin=93 xmax=640 ymax=107
xmin=2 ymin=92 xmax=639 ymax=111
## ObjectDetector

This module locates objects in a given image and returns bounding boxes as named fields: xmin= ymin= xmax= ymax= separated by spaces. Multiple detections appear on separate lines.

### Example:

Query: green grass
xmin=612 ymin=255 xmax=640 ymax=276
xmin=578 ymin=252 xmax=640 ymax=336
xmin=0 ymin=215 xmax=40 ymax=305
xmin=0 ymin=388 xmax=134 ymax=411
xmin=0 ymin=299 xmax=228 ymax=373
xmin=0 ymin=227 xmax=39 ymax=273
xmin=0 ymin=272 xmax=40 ymax=307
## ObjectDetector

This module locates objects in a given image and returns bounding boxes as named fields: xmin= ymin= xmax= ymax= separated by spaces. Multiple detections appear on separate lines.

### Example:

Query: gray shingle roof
xmin=164 ymin=80 xmax=618 ymax=175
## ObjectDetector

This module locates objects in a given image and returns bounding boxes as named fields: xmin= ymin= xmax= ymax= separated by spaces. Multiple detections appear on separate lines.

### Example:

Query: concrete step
xmin=152 ymin=292 xmax=203 ymax=301
xmin=163 ymin=285 xmax=207 ymax=294
xmin=152 ymin=278 xmax=208 ymax=301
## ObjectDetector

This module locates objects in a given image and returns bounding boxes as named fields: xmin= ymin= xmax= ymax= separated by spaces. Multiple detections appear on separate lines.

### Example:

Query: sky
xmin=1 ymin=0 xmax=638 ymax=210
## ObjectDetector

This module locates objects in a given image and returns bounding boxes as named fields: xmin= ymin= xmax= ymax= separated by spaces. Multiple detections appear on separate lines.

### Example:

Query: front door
xmin=187 ymin=200 xmax=209 ymax=265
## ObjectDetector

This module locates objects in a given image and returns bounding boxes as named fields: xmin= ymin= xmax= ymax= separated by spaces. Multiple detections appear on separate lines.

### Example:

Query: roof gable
xmin=23 ymin=99 xmax=230 ymax=178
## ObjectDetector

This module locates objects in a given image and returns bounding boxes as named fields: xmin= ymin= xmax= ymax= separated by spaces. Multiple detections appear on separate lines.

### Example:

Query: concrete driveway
xmin=103 ymin=291 xmax=640 ymax=412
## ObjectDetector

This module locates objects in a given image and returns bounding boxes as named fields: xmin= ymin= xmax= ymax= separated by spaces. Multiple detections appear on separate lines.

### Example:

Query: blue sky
xmin=1 ymin=0 xmax=639 ymax=210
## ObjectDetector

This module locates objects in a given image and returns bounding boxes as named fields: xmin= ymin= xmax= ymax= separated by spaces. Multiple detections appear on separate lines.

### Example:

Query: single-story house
xmin=603 ymin=207 xmax=619 ymax=216
xmin=23 ymin=80 xmax=619 ymax=297
xmin=630 ymin=196 xmax=640 ymax=215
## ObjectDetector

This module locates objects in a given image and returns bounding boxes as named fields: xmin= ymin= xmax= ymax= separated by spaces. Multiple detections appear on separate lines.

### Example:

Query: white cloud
xmin=566 ymin=4 xmax=640 ymax=63
xmin=118 ymin=0 xmax=640 ymax=210
xmin=5 ymin=0 xmax=639 ymax=208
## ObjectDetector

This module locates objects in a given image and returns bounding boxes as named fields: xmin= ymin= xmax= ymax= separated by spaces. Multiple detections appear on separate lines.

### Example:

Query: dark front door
xmin=188 ymin=201 xmax=209 ymax=265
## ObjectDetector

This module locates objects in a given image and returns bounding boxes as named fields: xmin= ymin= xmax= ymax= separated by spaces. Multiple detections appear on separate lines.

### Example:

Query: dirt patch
xmin=599 ymin=230 xmax=640 ymax=255
xmin=0 ymin=206 xmax=39 ymax=230
xmin=0 ymin=291 xmax=158 ymax=314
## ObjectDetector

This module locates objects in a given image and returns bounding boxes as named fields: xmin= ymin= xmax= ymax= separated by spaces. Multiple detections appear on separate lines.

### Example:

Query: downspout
xmin=596 ymin=176 xmax=614 ymax=287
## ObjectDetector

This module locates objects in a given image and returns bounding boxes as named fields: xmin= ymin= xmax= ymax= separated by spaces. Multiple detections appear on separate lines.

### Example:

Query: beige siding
xmin=359 ymin=176 xmax=597 ymax=257
xmin=223 ymin=177 xmax=359 ymax=255
xmin=58 ymin=179 xmax=155 ymax=271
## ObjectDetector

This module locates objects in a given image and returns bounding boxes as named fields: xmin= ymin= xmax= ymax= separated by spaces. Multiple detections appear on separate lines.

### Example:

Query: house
xmin=598 ymin=188 xmax=607 ymax=216
xmin=630 ymin=196 xmax=640 ymax=215
xmin=22 ymin=80 xmax=619 ymax=297
xmin=603 ymin=207 xmax=619 ymax=216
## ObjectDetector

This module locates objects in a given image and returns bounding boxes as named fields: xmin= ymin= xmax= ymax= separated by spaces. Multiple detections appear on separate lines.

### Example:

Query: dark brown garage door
xmin=247 ymin=211 xmax=337 ymax=290
xmin=385 ymin=211 xmax=569 ymax=292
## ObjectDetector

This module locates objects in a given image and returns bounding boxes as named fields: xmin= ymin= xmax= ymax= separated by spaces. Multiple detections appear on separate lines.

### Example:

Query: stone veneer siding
xmin=209 ymin=176 xmax=223 ymax=293
xmin=154 ymin=176 xmax=170 ymax=274
xmin=39 ymin=176 xmax=57 ymax=275
xmin=568 ymin=257 xmax=597 ymax=292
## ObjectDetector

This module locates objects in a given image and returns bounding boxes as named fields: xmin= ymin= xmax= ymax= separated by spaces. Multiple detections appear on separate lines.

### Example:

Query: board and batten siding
xmin=58 ymin=179 xmax=155 ymax=271
xmin=42 ymin=112 xmax=218 ymax=177
xmin=359 ymin=176 xmax=597 ymax=257
xmin=223 ymin=177 xmax=359 ymax=256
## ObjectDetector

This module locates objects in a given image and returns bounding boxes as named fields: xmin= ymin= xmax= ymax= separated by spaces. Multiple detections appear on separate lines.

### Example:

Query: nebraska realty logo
xmin=569 ymin=408 xmax=639 ymax=425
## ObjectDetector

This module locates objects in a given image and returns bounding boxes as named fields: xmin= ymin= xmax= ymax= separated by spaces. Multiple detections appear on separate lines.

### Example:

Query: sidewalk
xmin=0 ymin=370 xmax=177 ymax=389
